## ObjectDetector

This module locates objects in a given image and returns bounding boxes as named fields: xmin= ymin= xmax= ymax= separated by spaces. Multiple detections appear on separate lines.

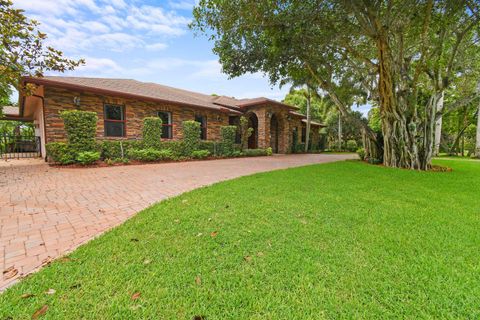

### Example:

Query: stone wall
xmin=43 ymin=86 xmax=229 ymax=144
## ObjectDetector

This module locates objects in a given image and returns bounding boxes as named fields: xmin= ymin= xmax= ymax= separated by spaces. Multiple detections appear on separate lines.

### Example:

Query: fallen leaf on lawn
xmin=193 ymin=316 xmax=206 ymax=320
xmin=3 ymin=267 xmax=18 ymax=280
xmin=21 ymin=293 xmax=34 ymax=299
xmin=45 ymin=289 xmax=56 ymax=295
xmin=143 ymin=259 xmax=151 ymax=265
xmin=244 ymin=256 xmax=252 ymax=263
xmin=69 ymin=284 xmax=81 ymax=289
xmin=58 ymin=257 xmax=72 ymax=262
xmin=210 ymin=231 xmax=218 ymax=237
xmin=131 ymin=292 xmax=141 ymax=300
xmin=195 ymin=275 xmax=202 ymax=285
xmin=256 ymin=252 xmax=264 ymax=257
xmin=174 ymin=219 xmax=180 ymax=223
xmin=196 ymin=233 xmax=203 ymax=237
xmin=130 ymin=238 xmax=139 ymax=242
xmin=41 ymin=256 xmax=53 ymax=266
xmin=32 ymin=305 xmax=48 ymax=319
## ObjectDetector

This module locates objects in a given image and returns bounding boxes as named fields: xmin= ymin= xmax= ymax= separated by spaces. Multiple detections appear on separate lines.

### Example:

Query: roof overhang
xmin=22 ymin=77 xmax=242 ymax=115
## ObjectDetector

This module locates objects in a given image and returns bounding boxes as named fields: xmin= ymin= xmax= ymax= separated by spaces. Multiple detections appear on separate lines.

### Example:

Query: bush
xmin=60 ymin=110 xmax=98 ymax=152
xmin=46 ymin=142 xmax=77 ymax=164
xmin=357 ymin=147 xmax=366 ymax=161
xmin=191 ymin=150 xmax=211 ymax=159
xmin=159 ymin=140 xmax=185 ymax=158
xmin=182 ymin=120 xmax=201 ymax=156
xmin=76 ymin=151 xmax=100 ymax=165
xmin=100 ymin=140 xmax=143 ymax=159
xmin=239 ymin=116 xmax=253 ymax=151
xmin=198 ymin=140 xmax=216 ymax=155
xmin=295 ymin=143 xmax=306 ymax=153
xmin=127 ymin=148 xmax=174 ymax=161
xmin=220 ymin=125 xmax=237 ymax=156
xmin=346 ymin=140 xmax=358 ymax=152
xmin=143 ymin=117 xmax=162 ymax=148
xmin=266 ymin=147 xmax=273 ymax=156
xmin=242 ymin=148 xmax=270 ymax=157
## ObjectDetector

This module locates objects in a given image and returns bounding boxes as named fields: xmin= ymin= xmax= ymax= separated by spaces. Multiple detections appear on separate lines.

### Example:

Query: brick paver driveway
xmin=0 ymin=153 xmax=355 ymax=289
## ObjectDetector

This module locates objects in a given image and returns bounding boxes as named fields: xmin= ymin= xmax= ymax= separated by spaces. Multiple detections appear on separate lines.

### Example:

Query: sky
xmin=11 ymin=0 xmax=370 ymax=115
xmin=11 ymin=0 xmax=291 ymax=101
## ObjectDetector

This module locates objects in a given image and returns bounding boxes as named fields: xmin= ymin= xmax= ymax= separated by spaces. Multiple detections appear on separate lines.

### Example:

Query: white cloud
xmin=78 ymin=57 xmax=123 ymax=73
xmin=169 ymin=0 xmax=196 ymax=10
xmin=145 ymin=42 xmax=168 ymax=51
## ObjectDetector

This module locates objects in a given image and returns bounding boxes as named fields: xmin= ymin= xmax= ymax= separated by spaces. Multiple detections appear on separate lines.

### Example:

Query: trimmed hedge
xmin=191 ymin=150 xmax=211 ymax=159
xmin=100 ymin=140 xmax=143 ymax=159
xmin=60 ymin=110 xmax=98 ymax=152
xmin=143 ymin=117 xmax=162 ymax=148
xmin=76 ymin=151 xmax=100 ymax=165
xmin=46 ymin=142 xmax=77 ymax=164
xmin=182 ymin=120 xmax=201 ymax=155
xmin=127 ymin=148 xmax=174 ymax=162
xmin=220 ymin=125 xmax=237 ymax=156
xmin=242 ymin=148 xmax=272 ymax=157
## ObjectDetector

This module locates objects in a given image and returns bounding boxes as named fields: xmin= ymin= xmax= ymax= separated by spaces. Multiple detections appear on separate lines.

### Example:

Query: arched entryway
xmin=270 ymin=114 xmax=280 ymax=153
xmin=247 ymin=112 xmax=258 ymax=149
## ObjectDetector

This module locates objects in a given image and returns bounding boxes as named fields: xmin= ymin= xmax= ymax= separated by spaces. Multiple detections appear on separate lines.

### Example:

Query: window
xmin=229 ymin=116 xmax=241 ymax=143
xmin=195 ymin=115 xmax=207 ymax=140
xmin=301 ymin=125 xmax=306 ymax=143
xmin=104 ymin=104 xmax=125 ymax=137
xmin=158 ymin=111 xmax=173 ymax=139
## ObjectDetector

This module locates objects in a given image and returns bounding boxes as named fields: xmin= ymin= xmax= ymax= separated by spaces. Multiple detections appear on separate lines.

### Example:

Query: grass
xmin=2 ymin=159 xmax=480 ymax=319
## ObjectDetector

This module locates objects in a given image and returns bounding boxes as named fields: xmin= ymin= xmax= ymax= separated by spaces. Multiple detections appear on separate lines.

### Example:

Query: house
xmin=6 ymin=76 xmax=324 ymax=158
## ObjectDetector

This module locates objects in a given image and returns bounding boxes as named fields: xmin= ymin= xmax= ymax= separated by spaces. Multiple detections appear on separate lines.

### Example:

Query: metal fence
xmin=0 ymin=134 xmax=41 ymax=159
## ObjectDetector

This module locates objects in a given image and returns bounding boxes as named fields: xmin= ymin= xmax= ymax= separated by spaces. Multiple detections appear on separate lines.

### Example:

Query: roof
xmin=22 ymin=76 xmax=297 ymax=115
xmin=290 ymin=111 xmax=325 ymax=127
xmin=2 ymin=106 xmax=19 ymax=116
xmin=23 ymin=76 xmax=244 ymax=114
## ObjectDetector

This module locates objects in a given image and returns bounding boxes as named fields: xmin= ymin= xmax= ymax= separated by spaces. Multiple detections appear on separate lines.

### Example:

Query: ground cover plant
xmin=1 ymin=158 xmax=479 ymax=319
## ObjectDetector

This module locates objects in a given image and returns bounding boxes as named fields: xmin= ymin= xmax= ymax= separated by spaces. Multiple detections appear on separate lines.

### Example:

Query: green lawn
xmin=2 ymin=159 xmax=480 ymax=319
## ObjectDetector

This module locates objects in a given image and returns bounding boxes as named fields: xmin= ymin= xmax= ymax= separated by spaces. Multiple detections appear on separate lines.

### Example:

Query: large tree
xmin=0 ymin=0 xmax=83 ymax=113
xmin=191 ymin=0 xmax=480 ymax=170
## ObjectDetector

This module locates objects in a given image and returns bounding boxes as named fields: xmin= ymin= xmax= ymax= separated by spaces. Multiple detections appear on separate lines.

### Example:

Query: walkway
xmin=0 ymin=153 xmax=355 ymax=290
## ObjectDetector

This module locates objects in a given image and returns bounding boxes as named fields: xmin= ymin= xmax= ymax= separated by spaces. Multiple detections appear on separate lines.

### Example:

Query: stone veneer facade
xmin=42 ymin=86 xmax=320 ymax=154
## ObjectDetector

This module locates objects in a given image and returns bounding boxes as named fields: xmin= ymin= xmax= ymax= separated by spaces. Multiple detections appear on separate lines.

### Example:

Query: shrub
xmin=143 ymin=117 xmax=162 ymax=148
xmin=60 ymin=110 xmax=98 ymax=152
xmin=295 ymin=143 xmax=306 ymax=153
xmin=127 ymin=148 xmax=174 ymax=161
xmin=159 ymin=140 xmax=185 ymax=158
xmin=182 ymin=120 xmax=201 ymax=156
xmin=198 ymin=140 xmax=216 ymax=155
xmin=76 ymin=151 xmax=100 ymax=165
xmin=100 ymin=140 xmax=143 ymax=159
xmin=242 ymin=148 xmax=269 ymax=157
xmin=46 ymin=142 xmax=76 ymax=164
xmin=357 ymin=147 xmax=366 ymax=161
xmin=346 ymin=140 xmax=358 ymax=152
xmin=220 ymin=125 xmax=237 ymax=156
xmin=266 ymin=147 xmax=273 ymax=156
xmin=239 ymin=116 xmax=253 ymax=151
xmin=191 ymin=150 xmax=211 ymax=159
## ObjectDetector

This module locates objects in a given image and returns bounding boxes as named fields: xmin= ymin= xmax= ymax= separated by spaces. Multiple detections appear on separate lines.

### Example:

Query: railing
xmin=0 ymin=134 xmax=41 ymax=159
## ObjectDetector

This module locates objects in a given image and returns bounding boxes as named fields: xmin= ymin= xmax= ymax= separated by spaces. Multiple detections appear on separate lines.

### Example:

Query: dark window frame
xmin=157 ymin=111 xmax=173 ymax=139
xmin=195 ymin=114 xmax=207 ymax=140
xmin=104 ymin=104 xmax=126 ymax=137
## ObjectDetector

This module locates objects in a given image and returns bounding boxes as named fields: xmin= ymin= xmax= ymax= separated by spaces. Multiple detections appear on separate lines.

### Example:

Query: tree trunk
xmin=434 ymin=91 xmax=444 ymax=156
xmin=305 ymin=87 xmax=311 ymax=152
xmin=377 ymin=36 xmax=422 ymax=169
xmin=338 ymin=114 xmax=342 ymax=150
xmin=476 ymin=103 xmax=480 ymax=157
